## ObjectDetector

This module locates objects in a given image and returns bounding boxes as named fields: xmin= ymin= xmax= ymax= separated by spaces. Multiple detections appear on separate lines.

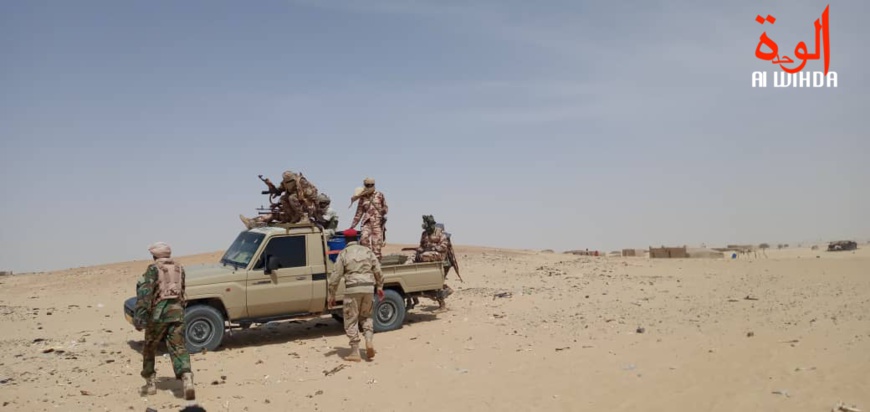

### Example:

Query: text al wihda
xmin=751 ymin=71 xmax=838 ymax=88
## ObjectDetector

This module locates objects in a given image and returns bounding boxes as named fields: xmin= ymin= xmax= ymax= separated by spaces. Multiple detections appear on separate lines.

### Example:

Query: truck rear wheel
xmin=373 ymin=289 xmax=405 ymax=332
xmin=184 ymin=304 xmax=226 ymax=353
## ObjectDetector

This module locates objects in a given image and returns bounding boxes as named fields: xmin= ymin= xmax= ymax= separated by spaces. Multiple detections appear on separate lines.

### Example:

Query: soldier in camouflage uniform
xmin=411 ymin=215 xmax=453 ymax=309
xmin=313 ymin=193 xmax=339 ymax=238
xmin=415 ymin=215 xmax=449 ymax=263
xmin=134 ymin=242 xmax=196 ymax=400
xmin=327 ymin=229 xmax=385 ymax=362
xmin=240 ymin=171 xmax=321 ymax=228
xmin=348 ymin=177 xmax=388 ymax=260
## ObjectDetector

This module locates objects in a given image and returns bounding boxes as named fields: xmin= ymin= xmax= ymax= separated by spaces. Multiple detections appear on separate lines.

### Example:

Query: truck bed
xmin=379 ymin=261 xmax=444 ymax=294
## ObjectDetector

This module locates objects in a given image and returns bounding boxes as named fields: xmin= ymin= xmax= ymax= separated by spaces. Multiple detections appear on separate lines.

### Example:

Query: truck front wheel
xmin=183 ymin=304 xmax=226 ymax=353
xmin=373 ymin=289 xmax=406 ymax=332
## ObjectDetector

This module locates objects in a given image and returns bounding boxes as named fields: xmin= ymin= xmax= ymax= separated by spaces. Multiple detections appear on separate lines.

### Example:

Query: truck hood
xmin=184 ymin=263 xmax=242 ymax=286
xmin=122 ymin=263 xmax=241 ymax=321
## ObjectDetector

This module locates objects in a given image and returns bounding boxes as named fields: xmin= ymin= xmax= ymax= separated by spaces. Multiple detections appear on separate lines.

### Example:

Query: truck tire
xmin=183 ymin=304 xmax=225 ymax=353
xmin=373 ymin=289 xmax=406 ymax=332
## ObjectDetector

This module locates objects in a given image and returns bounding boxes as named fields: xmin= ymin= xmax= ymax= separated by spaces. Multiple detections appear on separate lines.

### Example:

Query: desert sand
xmin=1 ymin=244 xmax=868 ymax=411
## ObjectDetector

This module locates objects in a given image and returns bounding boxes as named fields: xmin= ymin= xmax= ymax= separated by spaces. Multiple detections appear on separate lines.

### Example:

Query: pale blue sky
xmin=1 ymin=0 xmax=867 ymax=273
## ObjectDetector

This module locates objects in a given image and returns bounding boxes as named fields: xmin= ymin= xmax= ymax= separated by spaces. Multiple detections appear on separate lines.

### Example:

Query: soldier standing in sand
xmin=411 ymin=215 xmax=454 ymax=309
xmin=327 ymin=229 xmax=385 ymax=362
xmin=347 ymin=177 xmax=388 ymax=260
xmin=134 ymin=242 xmax=196 ymax=400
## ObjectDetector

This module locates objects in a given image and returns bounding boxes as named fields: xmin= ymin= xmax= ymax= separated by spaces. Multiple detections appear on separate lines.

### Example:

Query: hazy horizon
xmin=2 ymin=0 xmax=867 ymax=274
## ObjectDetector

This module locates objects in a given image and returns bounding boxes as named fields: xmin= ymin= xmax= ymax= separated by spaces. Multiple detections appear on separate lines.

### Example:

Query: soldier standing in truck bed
xmin=314 ymin=193 xmax=339 ymax=238
xmin=347 ymin=177 xmax=388 ymax=260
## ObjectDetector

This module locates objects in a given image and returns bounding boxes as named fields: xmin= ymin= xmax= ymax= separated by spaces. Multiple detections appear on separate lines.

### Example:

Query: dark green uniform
xmin=134 ymin=264 xmax=191 ymax=379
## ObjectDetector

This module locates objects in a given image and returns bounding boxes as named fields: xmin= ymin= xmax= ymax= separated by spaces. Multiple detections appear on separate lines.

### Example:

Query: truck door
xmin=245 ymin=235 xmax=314 ymax=318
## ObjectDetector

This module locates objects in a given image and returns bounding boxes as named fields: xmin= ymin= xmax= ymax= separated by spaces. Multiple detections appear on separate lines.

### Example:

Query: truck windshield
xmin=220 ymin=231 xmax=265 ymax=268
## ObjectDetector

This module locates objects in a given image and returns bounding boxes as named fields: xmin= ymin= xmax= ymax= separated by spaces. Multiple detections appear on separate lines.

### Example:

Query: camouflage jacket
xmin=328 ymin=242 xmax=384 ymax=296
xmin=351 ymin=191 xmax=388 ymax=227
xmin=134 ymin=263 xmax=186 ymax=325
xmin=419 ymin=227 xmax=449 ymax=256
xmin=279 ymin=175 xmax=319 ymax=207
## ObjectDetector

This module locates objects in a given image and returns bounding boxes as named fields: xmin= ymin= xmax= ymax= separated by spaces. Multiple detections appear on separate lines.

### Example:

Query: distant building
xmin=649 ymin=246 xmax=688 ymax=258
xmin=621 ymin=249 xmax=646 ymax=257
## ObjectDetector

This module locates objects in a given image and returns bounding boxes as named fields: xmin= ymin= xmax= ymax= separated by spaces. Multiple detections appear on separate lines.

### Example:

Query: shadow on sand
xmin=132 ymin=376 xmax=186 ymax=399
xmin=126 ymin=307 xmax=442 ymax=355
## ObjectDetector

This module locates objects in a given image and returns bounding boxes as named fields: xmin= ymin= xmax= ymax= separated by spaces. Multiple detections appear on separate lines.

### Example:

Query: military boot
xmin=143 ymin=374 xmax=157 ymax=396
xmin=344 ymin=344 xmax=361 ymax=362
xmin=239 ymin=214 xmax=253 ymax=229
xmin=364 ymin=331 xmax=376 ymax=360
xmin=443 ymin=284 xmax=454 ymax=298
xmin=182 ymin=372 xmax=196 ymax=401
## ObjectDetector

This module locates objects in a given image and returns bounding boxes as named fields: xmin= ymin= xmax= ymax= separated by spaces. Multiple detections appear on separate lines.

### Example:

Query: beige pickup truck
xmin=123 ymin=223 xmax=446 ymax=353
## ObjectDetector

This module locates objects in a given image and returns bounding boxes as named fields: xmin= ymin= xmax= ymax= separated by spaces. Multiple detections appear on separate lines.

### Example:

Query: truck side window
xmin=253 ymin=236 xmax=307 ymax=270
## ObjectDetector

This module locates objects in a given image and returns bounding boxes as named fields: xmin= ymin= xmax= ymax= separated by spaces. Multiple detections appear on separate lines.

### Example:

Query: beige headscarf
xmin=349 ymin=186 xmax=374 ymax=208
xmin=148 ymin=242 xmax=172 ymax=259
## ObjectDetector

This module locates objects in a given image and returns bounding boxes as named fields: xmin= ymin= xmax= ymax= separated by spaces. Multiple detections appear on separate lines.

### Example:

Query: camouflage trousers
xmin=274 ymin=204 xmax=303 ymax=223
xmin=360 ymin=223 xmax=385 ymax=260
xmin=253 ymin=210 xmax=298 ymax=226
xmin=285 ymin=197 xmax=316 ymax=220
xmin=141 ymin=321 xmax=191 ymax=379
xmin=342 ymin=292 xmax=374 ymax=346
xmin=413 ymin=254 xmax=451 ymax=307
xmin=415 ymin=251 xmax=443 ymax=263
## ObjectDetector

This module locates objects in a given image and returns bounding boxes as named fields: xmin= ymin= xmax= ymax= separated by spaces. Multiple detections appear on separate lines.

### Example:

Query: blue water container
xmin=326 ymin=236 xmax=346 ymax=262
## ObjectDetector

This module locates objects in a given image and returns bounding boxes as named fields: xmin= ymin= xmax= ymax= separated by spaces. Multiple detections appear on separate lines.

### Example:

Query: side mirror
xmin=265 ymin=255 xmax=280 ymax=274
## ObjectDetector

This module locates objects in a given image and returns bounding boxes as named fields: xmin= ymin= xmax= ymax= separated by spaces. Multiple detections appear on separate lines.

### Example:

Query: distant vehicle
xmin=827 ymin=240 xmax=857 ymax=252
xmin=123 ymin=223 xmax=447 ymax=353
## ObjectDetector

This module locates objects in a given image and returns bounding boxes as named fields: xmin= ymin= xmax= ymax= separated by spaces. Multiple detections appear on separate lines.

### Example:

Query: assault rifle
xmin=256 ymin=204 xmax=279 ymax=216
xmin=258 ymin=175 xmax=281 ymax=200
xmin=445 ymin=237 xmax=463 ymax=283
